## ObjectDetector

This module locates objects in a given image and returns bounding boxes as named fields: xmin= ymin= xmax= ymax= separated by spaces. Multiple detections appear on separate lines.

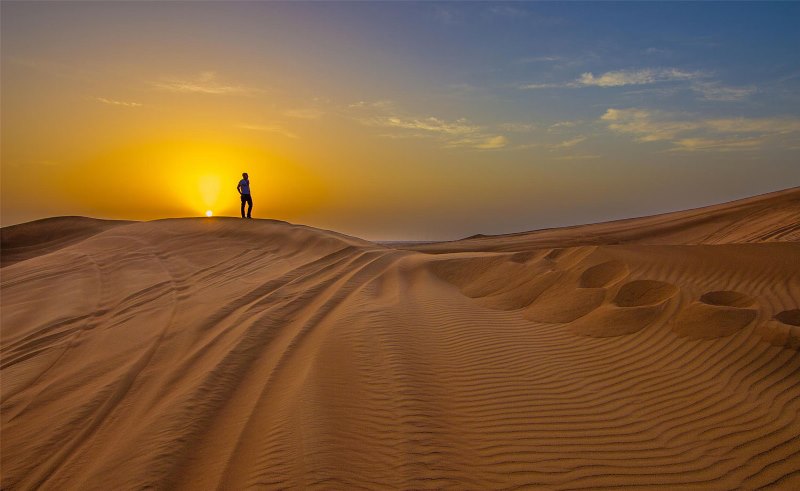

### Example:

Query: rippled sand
xmin=2 ymin=188 xmax=799 ymax=489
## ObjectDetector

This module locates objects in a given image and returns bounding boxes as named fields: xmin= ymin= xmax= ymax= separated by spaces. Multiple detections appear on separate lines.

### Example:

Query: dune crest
xmin=2 ymin=189 xmax=800 ymax=489
xmin=1 ymin=217 xmax=133 ymax=268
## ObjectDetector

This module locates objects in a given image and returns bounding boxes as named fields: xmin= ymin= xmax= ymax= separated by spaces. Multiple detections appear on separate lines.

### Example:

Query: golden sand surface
xmin=2 ymin=188 xmax=799 ymax=489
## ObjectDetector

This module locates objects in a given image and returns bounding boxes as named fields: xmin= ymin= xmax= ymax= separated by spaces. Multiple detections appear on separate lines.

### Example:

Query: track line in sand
xmin=2 ymin=205 xmax=798 ymax=489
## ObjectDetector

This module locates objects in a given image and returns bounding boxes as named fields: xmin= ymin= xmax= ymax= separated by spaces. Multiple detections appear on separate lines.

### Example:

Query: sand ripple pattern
xmin=2 ymin=214 xmax=800 ymax=490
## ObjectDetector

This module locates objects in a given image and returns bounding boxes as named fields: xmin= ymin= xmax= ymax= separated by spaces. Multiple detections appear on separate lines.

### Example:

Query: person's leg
xmin=240 ymin=196 xmax=246 ymax=218
xmin=246 ymin=196 xmax=253 ymax=218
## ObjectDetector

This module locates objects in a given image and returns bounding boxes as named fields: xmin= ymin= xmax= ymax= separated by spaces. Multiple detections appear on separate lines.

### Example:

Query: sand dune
xmin=409 ymin=187 xmax=800 ymax=253
xmin=1 ymin=217 xmax=133 ymax=268
xmin=2 ymin=189 xmax=799 ymax=489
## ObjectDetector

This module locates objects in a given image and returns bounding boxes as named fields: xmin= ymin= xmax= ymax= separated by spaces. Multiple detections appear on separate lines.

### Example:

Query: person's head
xmin=242 ymin=172 xmax=248 ymax=180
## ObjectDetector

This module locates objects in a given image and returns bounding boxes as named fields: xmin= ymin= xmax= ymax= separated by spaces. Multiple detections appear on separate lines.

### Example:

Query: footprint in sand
xmin=775 ymin=309 xmax=800 ymax=326
xmin=699 ymin=290 xmax=757 ymax=308
xmin=569 ymin=279 xmax=678 ymax=338
xmin=579 ymin=261 xmax=628 ymax=288
xmin=672 ymin=290 xmax=758 ymax=339
xmin=758 ymin=309 xmax=800 ymax=350
xmin=613 ymin=280 xmax=679 ymax=307
xmin=525 ymin=261 xmax=632 ymax=324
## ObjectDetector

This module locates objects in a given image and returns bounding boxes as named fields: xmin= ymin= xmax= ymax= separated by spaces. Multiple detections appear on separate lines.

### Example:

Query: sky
xmin=2 ymin=1 xmax=799 ymax=240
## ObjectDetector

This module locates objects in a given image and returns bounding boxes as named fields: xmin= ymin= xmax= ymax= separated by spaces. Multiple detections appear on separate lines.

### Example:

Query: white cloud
xmin=379 ymin=116 xmax=480 ymax=136
xmin=578 ymin=68 xmax=699 ymax=87
xmin=521 ymin=68 xmax=702 ymax=90
xmin=551 ymin=136 xmax=586 ymax=149
xmin=600 ymin=108 xmax=700 ymax=141
xmin=519 ymin=82 xmax=561 ymax=90
xmin=705 ymin=117 xmax=800 ymax=134
xmin=645 ymin=47 xmax=671 ymax=55
xmin=671 ymin=137 xmax=765 ymax=152
xmin=238 ymin=123 xmax=298 ymax=139
xmin=349 ymin=100 xmax=508 ymax=150
xmin=475 ymin=135 xmax=509 ymax=149
xmin=691 ymin=82 xmax=756 ymax=101
xmin=549 ymin=121 xmax=579 ymax=130
xmin=348 ymin=100 xmax=395 ymax=110
xmin=522 ymin=68 xmax=758 ymax=103
xmin=95 ymin=97 xmax=142 ymax=107
xmin=600 ymin=107 xmax=800 ymax=151
xmin=511 ymin=135 xmax=588 ymax=152
xmin=447 ymin=135 xmax=509 ymax=150
xmin=516 ymin=56 xmax=562 ymax=64
xmin=153 ymin=72 xmax=258 ymax=95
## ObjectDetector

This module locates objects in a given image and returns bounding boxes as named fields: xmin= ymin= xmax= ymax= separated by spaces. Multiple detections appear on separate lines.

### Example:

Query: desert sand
xmin=2 ymin=187 xmax=799 ymax=489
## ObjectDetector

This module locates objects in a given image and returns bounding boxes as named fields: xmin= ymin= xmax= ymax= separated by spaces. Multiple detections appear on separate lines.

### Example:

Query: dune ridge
xmin=1 ymin=217 xmax=134 ymax=268
xmin=408 ymin=186 xmax=800 ymax=253
xmin=2 ymin=189 xmax=799 ymax=489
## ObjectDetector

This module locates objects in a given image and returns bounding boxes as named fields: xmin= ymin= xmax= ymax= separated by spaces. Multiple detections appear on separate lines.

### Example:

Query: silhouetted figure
xmin=237 ymin=172 xmax=253 ymax=218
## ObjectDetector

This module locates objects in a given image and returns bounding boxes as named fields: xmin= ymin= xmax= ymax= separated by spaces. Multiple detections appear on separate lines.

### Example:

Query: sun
xmin=205 ymin=210 xmax=213 ymax=217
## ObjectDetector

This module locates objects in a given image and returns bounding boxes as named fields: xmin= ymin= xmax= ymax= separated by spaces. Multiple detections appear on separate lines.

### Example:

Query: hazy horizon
xmin=2 ymin=2 xmax=799 ymax=240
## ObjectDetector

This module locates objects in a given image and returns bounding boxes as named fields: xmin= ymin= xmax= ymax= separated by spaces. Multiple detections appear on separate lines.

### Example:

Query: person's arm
xmin=236 ymin=182 xmax=242 ymax=194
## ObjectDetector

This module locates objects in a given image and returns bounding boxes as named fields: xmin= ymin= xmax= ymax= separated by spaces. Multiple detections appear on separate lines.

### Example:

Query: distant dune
xmin=409 ymin=186 xmax=800 ymax=252
xmin=2 ymin=188 xmax=799 ymax=489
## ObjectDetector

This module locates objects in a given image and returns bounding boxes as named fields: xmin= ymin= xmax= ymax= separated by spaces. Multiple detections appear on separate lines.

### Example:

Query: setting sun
xmin=205 ymin=210 xmax=213 ymax=217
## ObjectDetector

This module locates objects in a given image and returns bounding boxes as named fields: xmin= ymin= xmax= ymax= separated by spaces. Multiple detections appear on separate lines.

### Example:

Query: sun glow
xmin=205 ymin=210 xmax=213 ymax=217
xmin=25 ymin=135 xmax=326 ymax=224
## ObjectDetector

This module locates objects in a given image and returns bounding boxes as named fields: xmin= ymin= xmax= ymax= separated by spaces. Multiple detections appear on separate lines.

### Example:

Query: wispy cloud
xmin=600 ymin=108 xmax=800 ymax=151
xmin=704 ymin=117 xmax=800 ymax=135
xmin=448 ymin=135 xmax=509 ymax=150
xmin=516 ymin=55 xmax=562 ymax=64
xmin=379 ymin=116 xmax=480 ymax=136
xmin=671 ymin=137 xmax=765 ymax=152
xmin=644 ymin=47 xmax=672 ymax=56
xmin=351 ymin=101 xmax=507 ymax=150
xmin=512 ymin=135 xmax=588 ymax=152
xmin=478 ymin=136 xmax=509 ymax=149
xmin=522 ymin=68 xmax=702 ymax=90
xmin=601 ymin=108 xmax=700 ymax=142
xmin=578 ymin=68 xmax=699 ymax=87
xmin=551 ymin=136 xmax=586 ymax=149
xmin=94 ymin=97 xmax=142 ymax=108
xmin=348 ymin=100 xmax=395 ymax=110
xmin=519 ymin=82 xmax=562 ymax=90
xmin=548 ymin=121 xmax=580 ymax=131
xmin=238 ymin=123 xmax=298 ymax=139
xmin=153 ymin=71 xmax=258 ymax=95
xmin=522 ymin=68 xmax=758 ymax=103
xmin=691 ymin=81 xmax=756 ymax=101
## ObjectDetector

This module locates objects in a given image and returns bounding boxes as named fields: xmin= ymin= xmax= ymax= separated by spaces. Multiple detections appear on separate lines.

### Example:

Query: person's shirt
xmin=238 ymin=179 xmax=251 ymax=195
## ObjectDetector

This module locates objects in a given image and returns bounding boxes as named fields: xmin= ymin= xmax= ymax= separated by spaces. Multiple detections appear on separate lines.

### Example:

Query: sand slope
xmin=409 ymin=187 xmax=800 ymax=253
xmin=2 ymin=189 xmax=799 ymax=489
xmin=1 ymin=217 xmax=133 ymax=268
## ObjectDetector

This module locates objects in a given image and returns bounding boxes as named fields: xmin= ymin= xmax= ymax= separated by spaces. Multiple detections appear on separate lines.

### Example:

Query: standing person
xmin=237 ymin=172 xmax=253 ymax=218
